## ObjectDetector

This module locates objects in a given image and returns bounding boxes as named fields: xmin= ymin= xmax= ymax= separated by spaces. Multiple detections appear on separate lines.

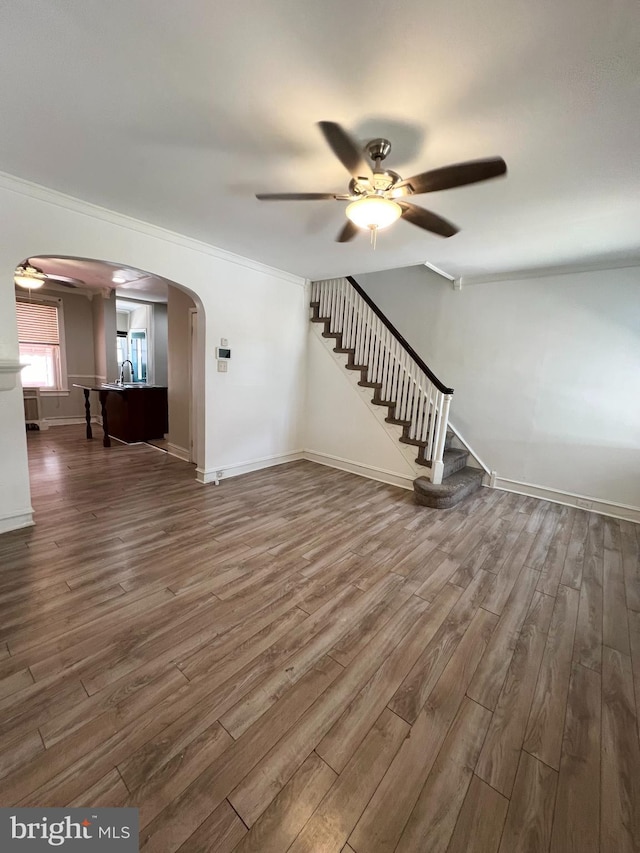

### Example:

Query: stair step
xmin=358 ymin=380 xmax=382 ymax=389
xmin=345 ymin=364 xmax=368 ymax=371
xmin=413 ymin=467 xmax=484 ymax=509
xmin=333 ymin=347 xmax=355 ymax=354
xmin=385 ymin=416 xmax=411 ymax=427
xmin=399 ymin=435 xmax=427 ymax=448
xmin=415 ymin=447 xmax=469 ymax=478
xmin=322 ymin=331 xmax=342 ymax=339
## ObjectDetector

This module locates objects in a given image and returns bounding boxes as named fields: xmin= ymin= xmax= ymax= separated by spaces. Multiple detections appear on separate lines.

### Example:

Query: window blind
xmin=16 ymin=301 xmax=60 ymax=345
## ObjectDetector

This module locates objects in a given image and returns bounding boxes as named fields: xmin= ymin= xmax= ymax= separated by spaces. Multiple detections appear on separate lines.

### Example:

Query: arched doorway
xmin=13 ymin=254 xmax=206 ymax=473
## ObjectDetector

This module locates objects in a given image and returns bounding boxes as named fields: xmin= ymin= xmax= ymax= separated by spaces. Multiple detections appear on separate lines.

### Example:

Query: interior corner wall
xmin=91 ymin=290 xmax=117 ymax=383
xmin=167 ymin=286 xmax=195 ymax=454
xmin=0 ymin=173 xmax=307 ymax=532
xmin=356 ymin=264 xmax=640 ymax=509
xmin=116 ymin=312 xmax=129 ymax=333
xmin=152 ymin=303 xmax=168 ymax=387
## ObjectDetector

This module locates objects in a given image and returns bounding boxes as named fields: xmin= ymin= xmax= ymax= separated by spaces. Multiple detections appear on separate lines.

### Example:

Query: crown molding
xmin=0 ymin=170 xmax=306 ymax=288
xmin=459 ymin=256 xmax=640 ymax=286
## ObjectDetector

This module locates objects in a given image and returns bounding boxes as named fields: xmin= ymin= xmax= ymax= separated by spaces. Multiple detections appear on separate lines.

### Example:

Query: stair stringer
xmin=305 ymin=319 xmax=426 ymax=489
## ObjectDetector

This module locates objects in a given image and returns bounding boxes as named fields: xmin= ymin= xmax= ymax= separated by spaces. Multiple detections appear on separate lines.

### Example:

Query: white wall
xmin=167 ymin=285 xmax=196 ymax=456
xmin=356 ymin=264 xmax=640 ymax=510
xmin=304 ymin=325 xmax=417 ymax=487
xmin=0 ymin=172 xmax=307 ymax=532
xmin=153 ymin=303 xmax=168 ymax=387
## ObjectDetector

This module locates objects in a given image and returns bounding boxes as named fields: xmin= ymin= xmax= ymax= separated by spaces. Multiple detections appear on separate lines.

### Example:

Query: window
xmin=116 ymin=331 xmax=128 ymax=374
xmin=16 ymin=300 xmax=64 ymax=389
xmin=129 ymin=329 xmax=148 ymax=382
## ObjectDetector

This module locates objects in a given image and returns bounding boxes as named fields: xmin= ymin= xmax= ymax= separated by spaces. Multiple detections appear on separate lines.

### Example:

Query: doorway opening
xmin=13 ymin=254 xmax=204 ymax=470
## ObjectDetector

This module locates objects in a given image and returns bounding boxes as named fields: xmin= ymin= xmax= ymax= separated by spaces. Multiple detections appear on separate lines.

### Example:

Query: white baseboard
xmin=491 ymin=477 xmax=640 ymax=524
xmin=196 ymin=450 xmax=304 ymax=485
xmin=303 ymin=450 xmax=414 ymax=491
xmin=42 ymin=416 xmax=101 ymax=427
xmin=167 ymin=442 xmax=190 ymax=462
xmin=0 ymin=507 xmax=35 ymax=534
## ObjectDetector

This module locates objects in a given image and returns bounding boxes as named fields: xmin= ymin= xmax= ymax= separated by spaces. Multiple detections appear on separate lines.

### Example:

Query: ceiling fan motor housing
xmin=349 ymin=169 xmax=401 ymax=197
xmin=366 ymin=138 xmax=392 ymax=162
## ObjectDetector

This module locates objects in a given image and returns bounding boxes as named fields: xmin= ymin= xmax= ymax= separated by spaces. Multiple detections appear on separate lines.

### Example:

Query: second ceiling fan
xmin=256 ymin=121 xmax=507 ymax=243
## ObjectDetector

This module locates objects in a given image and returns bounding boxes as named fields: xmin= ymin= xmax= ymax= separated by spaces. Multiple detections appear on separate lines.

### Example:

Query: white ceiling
xmin=2 ymin=1 xmax=639 ymax=280
xmin=27 ymin=256 xmax=169 ymax=301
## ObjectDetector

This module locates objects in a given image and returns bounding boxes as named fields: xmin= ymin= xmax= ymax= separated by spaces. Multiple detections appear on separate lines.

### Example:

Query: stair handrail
xmin=346 ymin=276 xmax=454 ymax=396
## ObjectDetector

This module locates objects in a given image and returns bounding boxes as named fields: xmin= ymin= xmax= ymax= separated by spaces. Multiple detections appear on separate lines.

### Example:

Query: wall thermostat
xmin=216 ymin=347 xmax=231 ymax=359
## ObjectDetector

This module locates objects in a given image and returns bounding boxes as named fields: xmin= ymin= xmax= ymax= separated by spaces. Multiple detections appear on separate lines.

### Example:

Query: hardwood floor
xmin=1 ymin=425 xmax=639 ymax=852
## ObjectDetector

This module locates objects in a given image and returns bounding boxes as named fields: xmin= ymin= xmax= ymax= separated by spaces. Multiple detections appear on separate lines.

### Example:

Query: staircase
xmin=310 ymin=276 xmax=487 ymax=508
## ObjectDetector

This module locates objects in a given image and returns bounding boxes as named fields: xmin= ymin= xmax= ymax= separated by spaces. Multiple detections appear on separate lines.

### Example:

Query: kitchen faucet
xmin=120 ymin=360 xmax=134 ymax=384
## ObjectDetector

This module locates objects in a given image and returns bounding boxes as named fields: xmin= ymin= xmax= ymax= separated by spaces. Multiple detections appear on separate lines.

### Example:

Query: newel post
xmin=431 ymin=392 xmax=453 ymax=484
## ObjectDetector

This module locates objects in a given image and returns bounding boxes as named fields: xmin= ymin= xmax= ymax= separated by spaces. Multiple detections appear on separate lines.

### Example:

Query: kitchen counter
xmin=73 ymin=383 xmax=168 ymax=447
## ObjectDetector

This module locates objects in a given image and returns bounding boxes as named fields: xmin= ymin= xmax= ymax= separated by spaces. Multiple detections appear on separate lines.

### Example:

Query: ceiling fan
xmin=256 ymin=121 xmax=507 ymax=243
xmin=14 ymin=261 xmax=83 ymax=290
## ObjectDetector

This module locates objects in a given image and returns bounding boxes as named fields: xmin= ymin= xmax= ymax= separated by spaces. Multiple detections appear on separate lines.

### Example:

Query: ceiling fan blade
xmin=256 ymin=192 xmax=347 ymax=201
xmin=318 ymin=121 xmax=373 ymax=183
xmin=396 ymin=157 xmax=507 ymax=195
xmin=336 ymin=220 xmax=359 ymax=242
xmin=45 ymin=274 xmax=82 ymax=288
xmin=399 ymin=203 xmax=459 ymax=237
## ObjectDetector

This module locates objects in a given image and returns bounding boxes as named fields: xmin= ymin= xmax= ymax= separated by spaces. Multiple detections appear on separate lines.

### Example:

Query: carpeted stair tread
xmin=413 ymin=466 xmax=484 ymax=509
xmin=415 ymin=446 xmax=468 ymax=477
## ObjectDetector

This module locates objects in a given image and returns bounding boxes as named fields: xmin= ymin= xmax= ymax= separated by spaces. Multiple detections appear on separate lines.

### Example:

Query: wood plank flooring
xmin=0 ymin=426 xmax=639 ymax=852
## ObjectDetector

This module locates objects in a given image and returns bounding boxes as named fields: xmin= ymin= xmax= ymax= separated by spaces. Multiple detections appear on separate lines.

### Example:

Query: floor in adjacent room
xmin=0 ymin=426 xmax=639 ymax=853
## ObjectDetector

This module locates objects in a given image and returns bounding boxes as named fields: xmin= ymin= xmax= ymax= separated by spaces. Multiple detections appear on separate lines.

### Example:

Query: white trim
xmin=303 ymin=450 xmax=414 ymax=491
xmin=0 ymin=360 xmax=23 ymax=374
xmin=0 ymin=508 xmax=34 ymax=534
xmin=167 ymin=442 xmax=190 ymax=462
xmin=423 ymin=261 xmax=455 ymax=281
xmin=0 ymin=170 xmax=306 ymax=288
xmin=460 ymin=257 xmax=640 ymax=286
xmin=68 ymin=373 xmax=99 ymax=379
xmin=0 ymin=360 xmax=25 ymax=392
xmin=446 ymin=422 xmax=491 ymax=475
xmin=490 ymin=477 xmax=640 ymax=524
xmin=188 ymin=306 xmax=198 ymax=465
xmin=39 ymin=389 xmax=70 ymax=397
xmin=42 ymin=416 xmax=101 ymax=427
xmin=196 ymin=450 xmax=304 ymax=485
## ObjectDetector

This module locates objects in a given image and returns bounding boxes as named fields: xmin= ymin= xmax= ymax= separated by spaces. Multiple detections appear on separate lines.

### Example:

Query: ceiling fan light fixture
xmin=345 ymin=196 xmax=402 ymax=231
xmin=14 ymin=264 xmax=46 ymax=290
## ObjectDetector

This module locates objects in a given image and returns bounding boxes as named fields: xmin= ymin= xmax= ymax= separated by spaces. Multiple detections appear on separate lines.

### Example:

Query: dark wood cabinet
xmin=104 ymin=386 xmax=168 ymax=443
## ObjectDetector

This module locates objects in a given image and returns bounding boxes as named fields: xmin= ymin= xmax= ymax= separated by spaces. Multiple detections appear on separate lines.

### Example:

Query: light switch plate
xmin=217 ymin=360 xmax=228 ymax=373
xmin=220 ymin=338 xmax=228 ymax=347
